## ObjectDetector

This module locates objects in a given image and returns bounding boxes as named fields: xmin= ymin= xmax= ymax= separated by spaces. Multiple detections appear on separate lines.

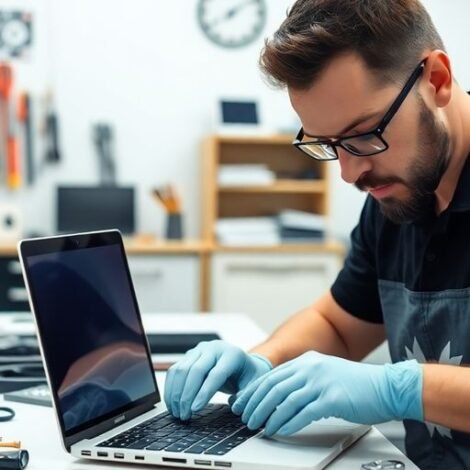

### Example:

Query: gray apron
xmin=379 ymin=280 xmax=470 ymax=469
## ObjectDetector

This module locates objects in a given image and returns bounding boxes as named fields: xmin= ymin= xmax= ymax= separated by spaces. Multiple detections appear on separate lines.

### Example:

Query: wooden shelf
xmin=213 ymin=240 xmax=345 ymax=255
xmin=0 ymin=238 xmax=211 ymax=257
xmin=218 ymin=180 xmax=326 ymax=194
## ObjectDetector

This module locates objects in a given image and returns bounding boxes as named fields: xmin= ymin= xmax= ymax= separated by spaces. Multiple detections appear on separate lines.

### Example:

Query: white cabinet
xmin=128 ymin=255 xmax=199 ymax=313
xmin=211 ymin=252 xmax=342 ymax=333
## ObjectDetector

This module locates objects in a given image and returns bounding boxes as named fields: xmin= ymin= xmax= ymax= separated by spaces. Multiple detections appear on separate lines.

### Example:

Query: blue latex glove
xmin=231 ymin=351 xmax=423 ymax=437
xmin=164 ymin=340 xmax=272 ymax=421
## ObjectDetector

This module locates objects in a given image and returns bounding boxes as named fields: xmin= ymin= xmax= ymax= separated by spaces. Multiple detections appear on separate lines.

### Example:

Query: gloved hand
xmin=231 ymin=351 xmax=423 ymax=437
xmin=164 ymin=340 xmax=272 ymax=421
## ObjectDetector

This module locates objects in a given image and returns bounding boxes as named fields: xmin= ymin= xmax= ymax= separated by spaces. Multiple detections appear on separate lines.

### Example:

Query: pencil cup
xmin=166 ymin=213 xmax=183 ymax=239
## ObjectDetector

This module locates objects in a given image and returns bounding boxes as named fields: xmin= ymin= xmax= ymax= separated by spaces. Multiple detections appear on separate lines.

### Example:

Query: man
xmin=165 ymin=1 xmax=470 ymax=468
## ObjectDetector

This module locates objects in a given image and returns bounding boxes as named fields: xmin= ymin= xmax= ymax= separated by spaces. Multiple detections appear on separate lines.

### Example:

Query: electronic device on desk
xmin=4 ymin=383 xmax=51 ymax=407
xmin=56 ymin=186 xmax=135 ymax=234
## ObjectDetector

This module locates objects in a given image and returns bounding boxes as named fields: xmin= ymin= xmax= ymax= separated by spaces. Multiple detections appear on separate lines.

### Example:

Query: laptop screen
xmin=20 ymin=231 xmax=158 ymax=437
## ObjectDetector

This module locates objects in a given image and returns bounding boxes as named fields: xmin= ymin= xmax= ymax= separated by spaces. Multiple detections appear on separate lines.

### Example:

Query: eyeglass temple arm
xmin=375 ymin=60 xmax=427 ymax=135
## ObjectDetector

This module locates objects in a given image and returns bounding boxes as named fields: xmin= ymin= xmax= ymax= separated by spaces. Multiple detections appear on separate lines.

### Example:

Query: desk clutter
xmin=0 ymin=331 xmax=220 ymax=408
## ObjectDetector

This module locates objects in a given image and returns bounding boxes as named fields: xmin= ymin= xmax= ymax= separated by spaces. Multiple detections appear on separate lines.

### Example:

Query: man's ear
xmin=424 ymin=50 xmax=452 ymax=108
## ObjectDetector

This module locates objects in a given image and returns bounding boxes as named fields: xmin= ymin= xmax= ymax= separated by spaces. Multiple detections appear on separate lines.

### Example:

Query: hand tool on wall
xmin=43 ymin=92 xmax=61 ymax=164
xmin=93 ymin=123 xmax=116 ymax=186
xmin=17 ymin=93 xmax=34 ymax=185
xmin=0 ymin=64 xmax=9 ymax=186
xmin=0 ymin=63 xmax=21 ymax=189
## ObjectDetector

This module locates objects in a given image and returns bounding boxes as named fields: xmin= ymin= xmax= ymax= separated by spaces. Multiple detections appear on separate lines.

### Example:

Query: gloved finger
xmin=231 ymin=369 xmax=278 ymax=415
xmin=245 ymin=374 xmax=305 ymax=431
xmin=228 ymin=394 xmax=237 ymax=407
xmin=276 ymin=400 xmax=328 ymax=436
xmin=164 ymin=347 xmax=202 ymax=417
xmin=264 ymin=387 xmax=319 ymax=436
xmin=233 ymin=366 xmax=294 ymax=420
xmin=191 ymin=350 xmax=241 ymax=412
xmin=178 ymin=352 xmax=218 ymax=420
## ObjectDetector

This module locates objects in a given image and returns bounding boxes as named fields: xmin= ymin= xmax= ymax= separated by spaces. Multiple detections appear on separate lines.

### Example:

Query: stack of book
xmin=277 ymin=210 xmax=326 ymax=242
xmin=218 ymin=164 xmax=275 ymax=186
xmin=216 ymin=217 xmax=280 ymax=245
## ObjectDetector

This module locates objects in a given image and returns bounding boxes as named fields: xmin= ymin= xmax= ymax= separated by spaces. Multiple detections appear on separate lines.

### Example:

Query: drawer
xmin=211 ymin=252 xmax=342 ymax=333
xmin=0 ymin=256 xmax=29 ymax=311
xmin=128 ymin=255 xmax=200 ymax=313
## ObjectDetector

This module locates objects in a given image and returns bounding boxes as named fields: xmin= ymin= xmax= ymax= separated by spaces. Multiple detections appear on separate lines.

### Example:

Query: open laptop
xmin=18 ymin=230 xmax=370 ymax=469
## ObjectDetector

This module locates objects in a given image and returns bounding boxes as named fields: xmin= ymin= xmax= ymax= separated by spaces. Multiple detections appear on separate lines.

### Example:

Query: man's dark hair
xmin=260 ymin=0 xmax=445 ymax=90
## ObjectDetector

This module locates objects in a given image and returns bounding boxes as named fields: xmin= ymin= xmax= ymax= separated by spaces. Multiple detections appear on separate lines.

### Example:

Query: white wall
xmin=1 ymin=0 xmax=469 ymax=241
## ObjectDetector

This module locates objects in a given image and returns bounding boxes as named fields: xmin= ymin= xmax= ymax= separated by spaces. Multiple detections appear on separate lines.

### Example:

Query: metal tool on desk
xmin=0 ymin=449 xmax=29 ymax=469
xmin=361 ymin=459 xmax=405 ymax=469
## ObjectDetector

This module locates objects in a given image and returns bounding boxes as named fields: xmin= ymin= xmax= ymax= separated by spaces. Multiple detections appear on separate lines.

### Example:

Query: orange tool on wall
xmin=0 ymin=63 xmax=21 ymax=189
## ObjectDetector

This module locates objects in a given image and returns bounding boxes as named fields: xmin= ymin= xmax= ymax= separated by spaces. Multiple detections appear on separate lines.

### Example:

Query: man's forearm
xmin=423 ymin=363 xmax=470 ymax=432
xmin=250 ymin=305 xmax=349 ymax=367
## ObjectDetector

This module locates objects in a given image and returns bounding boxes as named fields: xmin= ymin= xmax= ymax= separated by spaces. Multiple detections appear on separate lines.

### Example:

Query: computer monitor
xmin=57 ymin=186 xmax=135 ymax=234
xmin=220 ymin=100 xmax=259 ymax=125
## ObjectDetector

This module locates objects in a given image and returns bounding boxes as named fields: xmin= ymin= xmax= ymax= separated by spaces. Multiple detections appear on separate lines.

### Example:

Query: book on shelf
xmin=277 ymin=210 xmax=326 ymax=242
xmin=218 ymin=164 xmax=275 ymax=186
xmin=216 ymin=217 xmax=280 ymax=245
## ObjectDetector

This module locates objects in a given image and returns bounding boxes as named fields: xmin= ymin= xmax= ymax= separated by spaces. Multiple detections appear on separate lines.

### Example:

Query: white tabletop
xmin=0 ymin=313 xmax=419 ymax=470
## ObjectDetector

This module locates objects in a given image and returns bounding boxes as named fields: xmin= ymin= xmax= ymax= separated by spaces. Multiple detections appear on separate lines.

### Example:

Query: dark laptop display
xmin=20 ymin=232 xmax=157 ymax=437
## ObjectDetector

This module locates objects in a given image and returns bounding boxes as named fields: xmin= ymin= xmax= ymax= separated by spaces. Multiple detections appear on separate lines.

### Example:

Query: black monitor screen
xmin=221 ymin=100 xmax=258 ymax=124
xmin=23 ymin=235 xmax=157 ymax=436
xmin=57 ymin=186 xmax=135 ymax=234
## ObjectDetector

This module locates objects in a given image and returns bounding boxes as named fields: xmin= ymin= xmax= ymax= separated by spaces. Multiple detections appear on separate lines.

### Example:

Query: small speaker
xmin=0 ymin=204 xmax=22 ymax=240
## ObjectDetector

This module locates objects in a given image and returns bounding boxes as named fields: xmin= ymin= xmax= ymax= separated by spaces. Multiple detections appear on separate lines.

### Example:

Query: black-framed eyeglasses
xmin=293 ymin=59 xmax=427 ymax=161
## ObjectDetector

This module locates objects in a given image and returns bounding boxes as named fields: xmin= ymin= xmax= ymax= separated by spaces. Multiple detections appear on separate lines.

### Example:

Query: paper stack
xmin=278 ymin=210 xmax=326 ymax=242
xmin=216 ymin=217 xmax=280 ymax=245
xmin=218 ymin=164 xmax=275 ymax=186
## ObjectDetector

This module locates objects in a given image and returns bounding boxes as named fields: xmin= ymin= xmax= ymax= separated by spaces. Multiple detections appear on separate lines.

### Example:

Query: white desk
xmin=0 ymin=313 xmax=419 ymax=470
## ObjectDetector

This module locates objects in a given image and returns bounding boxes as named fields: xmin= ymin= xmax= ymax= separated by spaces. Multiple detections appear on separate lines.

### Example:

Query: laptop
xmin=18 ymin=230 xmax=370 ymax=469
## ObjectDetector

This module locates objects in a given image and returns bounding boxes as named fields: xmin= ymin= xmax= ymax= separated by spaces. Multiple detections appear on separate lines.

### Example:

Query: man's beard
xmin=356 ymin=96 xmax=451 ymax=224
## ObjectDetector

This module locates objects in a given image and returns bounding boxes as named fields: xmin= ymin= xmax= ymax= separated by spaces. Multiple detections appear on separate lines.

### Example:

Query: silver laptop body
xmin=18 ymin=230 xmax=369 ymax=470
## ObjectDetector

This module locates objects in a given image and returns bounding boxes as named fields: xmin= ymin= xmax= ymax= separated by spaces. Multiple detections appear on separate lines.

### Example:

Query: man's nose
xmin=337 ymin=147 xmax=373 ymax=184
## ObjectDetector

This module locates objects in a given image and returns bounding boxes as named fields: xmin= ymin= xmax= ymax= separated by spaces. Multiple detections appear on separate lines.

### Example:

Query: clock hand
xmin=208 ymin=0 xmax=258 ymax=29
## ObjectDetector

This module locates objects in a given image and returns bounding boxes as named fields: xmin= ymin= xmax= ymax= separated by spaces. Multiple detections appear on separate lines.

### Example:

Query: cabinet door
xmin=128 ymin=255 xmax=199 ymax=313
xmin=211 ymin=252 xmax=342 ymax=333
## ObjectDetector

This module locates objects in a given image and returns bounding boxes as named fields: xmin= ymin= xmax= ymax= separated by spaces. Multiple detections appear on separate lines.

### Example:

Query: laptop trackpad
xmin=269 ymin=419 xmax=362 ymax=447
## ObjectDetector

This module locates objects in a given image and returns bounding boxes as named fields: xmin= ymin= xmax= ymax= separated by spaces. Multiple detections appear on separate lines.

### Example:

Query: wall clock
xmin=197 ymin=0 xmax=267 ymax=49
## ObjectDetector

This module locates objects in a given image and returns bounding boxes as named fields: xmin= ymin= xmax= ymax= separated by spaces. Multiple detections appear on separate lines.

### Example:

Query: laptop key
xmin=164 ymin=443 xmax=190 ymax=453
xmin=184 ymin=445 xmax=211 ymax=454
xmin=146 ymin=441 xmax=170 ymax=451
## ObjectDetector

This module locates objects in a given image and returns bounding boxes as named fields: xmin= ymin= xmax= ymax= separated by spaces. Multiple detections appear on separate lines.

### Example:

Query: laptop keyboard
xmin=97 ymin=404 xmax=258 ymax=456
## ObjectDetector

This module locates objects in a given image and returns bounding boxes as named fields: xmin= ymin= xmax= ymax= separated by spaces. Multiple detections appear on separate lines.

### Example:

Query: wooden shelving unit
xmin=202 ymin=134 xmax=332 ymax=246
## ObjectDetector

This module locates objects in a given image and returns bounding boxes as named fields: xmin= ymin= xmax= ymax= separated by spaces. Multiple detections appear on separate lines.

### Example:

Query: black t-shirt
xmin=330 ymin=158 xmax=470 ymax=469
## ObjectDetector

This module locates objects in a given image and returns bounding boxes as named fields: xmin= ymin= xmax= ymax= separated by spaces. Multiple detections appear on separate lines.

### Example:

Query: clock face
xmin=197 ymin=0 xmax=267 ymax=49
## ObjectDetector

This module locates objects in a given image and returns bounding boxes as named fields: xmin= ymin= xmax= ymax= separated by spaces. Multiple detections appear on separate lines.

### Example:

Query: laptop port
xmin=194 ymin=459 xmax=212 ymax=466
xmin=80 ymin=450 xmax=91 ymax=456
xmin=214 ymin=462 xmax=232 ymax=468
xmin=135 ymin=455 xmax=145 ymax=461
xmin=97 ymin=451 xmax=108 ymax=457
xmin=114 ymin=452 xmax=124 ymax=459
xmin=162 ymin=457 xmax=187 ymax=464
